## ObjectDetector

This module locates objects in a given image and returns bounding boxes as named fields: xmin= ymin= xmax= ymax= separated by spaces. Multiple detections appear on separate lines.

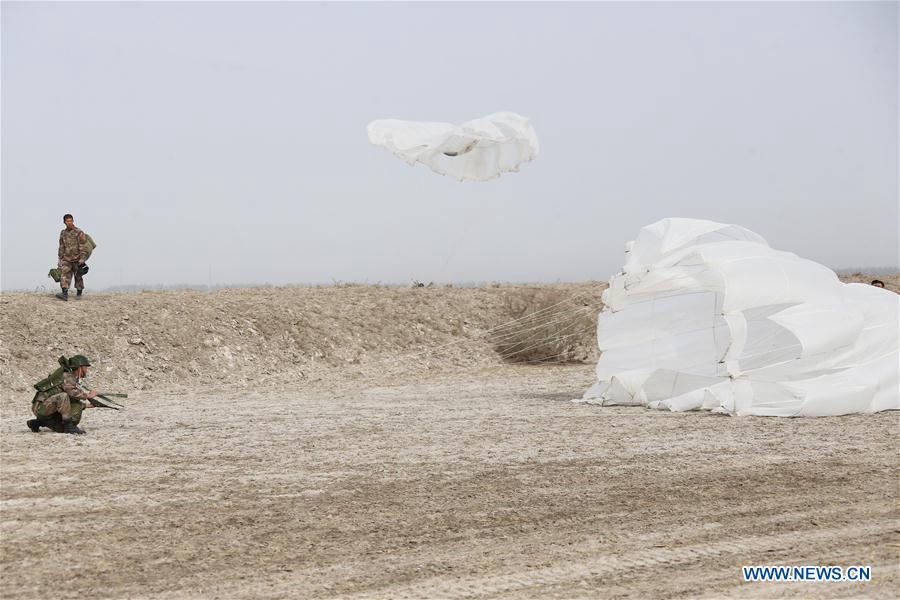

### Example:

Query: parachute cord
xmin=490 ymin=306 xmax=598 ymax=352
xmin=493 ymin=308 xmax=597 ymax=361
xmin=436 ymin=210 xmax=478 ymax=283
xmin=371 ymin=290 xmax=602 ymax=372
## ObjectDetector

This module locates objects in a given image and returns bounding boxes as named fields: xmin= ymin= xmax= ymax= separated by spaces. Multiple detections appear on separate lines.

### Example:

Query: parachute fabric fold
xmin=367 ymin=112 xmax=539 ymax=182
xmin=583 ymin=218 xmax=899 ymax=417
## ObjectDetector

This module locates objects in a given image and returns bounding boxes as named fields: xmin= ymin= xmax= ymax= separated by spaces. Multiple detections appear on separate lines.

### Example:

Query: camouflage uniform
xmin=32 ymin=371 xmax=89 ymax=427
xmin=58 ymin=226 xmax=87 ymax=290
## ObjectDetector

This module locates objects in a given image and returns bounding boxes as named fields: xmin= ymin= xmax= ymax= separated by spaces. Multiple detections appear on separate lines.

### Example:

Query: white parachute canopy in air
xmin=367 ymin=112 xmax=539 ymax=182
xmin=582 ymin=218 xmax=899 ymax=417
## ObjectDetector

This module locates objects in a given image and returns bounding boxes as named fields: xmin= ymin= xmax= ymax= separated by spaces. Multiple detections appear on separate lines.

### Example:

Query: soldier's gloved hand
xmin=87 ymin=390 xmax=98 ymax=399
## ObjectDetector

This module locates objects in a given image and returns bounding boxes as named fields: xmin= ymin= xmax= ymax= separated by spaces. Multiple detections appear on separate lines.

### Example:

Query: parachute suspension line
xmin=375 ymin=303 xmax=590 ymax=369
xmin=496 ymin=304 xmax=596 ymax=345
xmin=517 ymin=351 xmax=599 ymax=366
xmin=436 ymin=210 xmax=479 ymax=283
xmin=486 ymin=305 xmax=598 ymax=347
xmin=493 ymin=307 xmax=597 ymax=361
xmin=497 ymin=331 xmax=590 ymax=363
xmin=373 ymin=290 xmax=600 ymax=369
xmin=711 ymin=292 xmax=719 ymax=362
xmin=650 ymin=293 xmax=658 ymax=373
xmin=482 ymin=290 xmax=597 ymax=334
xmin=489 ymin=305 xmax=598 ymax=350
xmin=461 ymin=291 xmax=595 ymax=342
xmin=381 ymin=290 xmax=594 ymax=366
xmin=478 ymin=297 xmax=595 ymax=341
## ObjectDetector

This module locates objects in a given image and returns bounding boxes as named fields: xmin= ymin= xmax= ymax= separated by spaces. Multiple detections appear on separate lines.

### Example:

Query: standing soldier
xmin=28 ymin=355 xmax=98 ymax=434
xmin=57 ymin=213 xmax=87 ymax=301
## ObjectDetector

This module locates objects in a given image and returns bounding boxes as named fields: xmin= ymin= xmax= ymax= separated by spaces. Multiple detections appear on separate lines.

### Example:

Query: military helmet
xmin=67 ymin=355 xmax=92 ymax=368
xmin=78 ymin=264 xmax=89 ymax=276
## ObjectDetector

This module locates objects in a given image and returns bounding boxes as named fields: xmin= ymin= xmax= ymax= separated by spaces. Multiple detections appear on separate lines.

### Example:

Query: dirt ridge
xmin=0 ymin=284 xmax=603 ymax=401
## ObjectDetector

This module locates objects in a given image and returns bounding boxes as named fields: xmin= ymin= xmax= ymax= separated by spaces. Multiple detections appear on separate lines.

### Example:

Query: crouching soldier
xmin=28 ymin=355 xmax=98 ymax=434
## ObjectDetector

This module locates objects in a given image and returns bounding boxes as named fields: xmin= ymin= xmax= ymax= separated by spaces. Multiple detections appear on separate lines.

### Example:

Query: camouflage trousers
xmin=32 ymin=392 xmax=84 ymax=425
xmin=59 ymin=259 xmax=84 ymax=290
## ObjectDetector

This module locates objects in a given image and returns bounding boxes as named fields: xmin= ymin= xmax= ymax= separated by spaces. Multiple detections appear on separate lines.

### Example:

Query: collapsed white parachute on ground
xmin=581 ymin=218 xmax=899 ymax=417
xmin=367 ymin=112 xmax=539 ymax=182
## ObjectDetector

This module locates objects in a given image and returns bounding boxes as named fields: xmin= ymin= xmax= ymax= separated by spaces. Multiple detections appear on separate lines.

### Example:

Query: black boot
xmin=56 ymin=288 xmax=69 ymax=302
xmin=43 ymin=415 xmax=65 ymax=433
xmin=76 ymin=289 xmax=83 ymax=299
xmin=62 ymin=420 xmax=85 ymax=434
xmin=27 ymin=419 xmax=41 ymax=432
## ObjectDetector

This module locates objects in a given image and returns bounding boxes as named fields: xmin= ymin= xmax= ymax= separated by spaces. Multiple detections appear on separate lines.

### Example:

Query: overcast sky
xmin=2 ymin=1 xmax=897 ymax=290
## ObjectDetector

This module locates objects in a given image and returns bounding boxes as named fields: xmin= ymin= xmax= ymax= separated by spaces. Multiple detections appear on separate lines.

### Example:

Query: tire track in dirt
xmin=367 ymin=522 xmax=896 ymax=599
xmin=700 ymin=560 xmax=898 ymax=599
xmin=3 ymin=367 xmax=897 ymax=599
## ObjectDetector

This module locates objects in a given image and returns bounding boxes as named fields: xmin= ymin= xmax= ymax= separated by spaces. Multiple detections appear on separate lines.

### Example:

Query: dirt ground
xmin=1 ymin=282 xmax=898 ymax=598
xmin=1 ymin=363 xmax=897 ymax=599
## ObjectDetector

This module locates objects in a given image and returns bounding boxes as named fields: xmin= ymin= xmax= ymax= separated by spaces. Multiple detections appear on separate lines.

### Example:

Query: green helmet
xmin=68 ymin=355 xmax=92 ymax=368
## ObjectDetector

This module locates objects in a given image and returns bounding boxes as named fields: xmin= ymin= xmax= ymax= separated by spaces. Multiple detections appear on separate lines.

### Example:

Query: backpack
xmin=83 ymin=233 xmax=97 ymax=261
xmin=34 ymin=356 xmax=70 ymax=393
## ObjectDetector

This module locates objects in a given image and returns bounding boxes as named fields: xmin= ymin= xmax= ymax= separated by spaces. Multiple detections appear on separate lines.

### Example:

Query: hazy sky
xmin=2 ymin=1 xmax=897 ymax=290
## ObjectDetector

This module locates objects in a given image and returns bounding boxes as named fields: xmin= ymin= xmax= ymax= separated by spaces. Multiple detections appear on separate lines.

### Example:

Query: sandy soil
xmin=1 ymin=282 xmax=898 ymax=598
xmin=1 ymin=364 xmax=897 ymax=599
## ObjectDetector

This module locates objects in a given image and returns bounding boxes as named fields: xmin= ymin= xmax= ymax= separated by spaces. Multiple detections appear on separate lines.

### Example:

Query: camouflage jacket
xmin=61 ymin=372 xmax=90 ymax=401
xmin=59 ymin=227 xmax=87 ymax=262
